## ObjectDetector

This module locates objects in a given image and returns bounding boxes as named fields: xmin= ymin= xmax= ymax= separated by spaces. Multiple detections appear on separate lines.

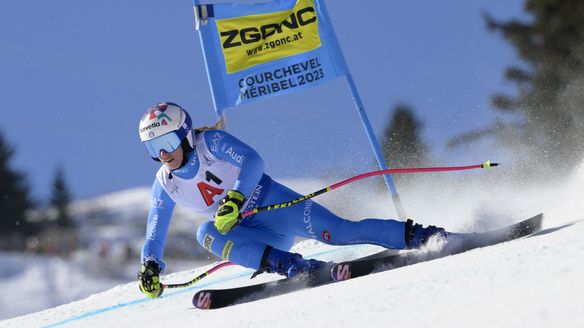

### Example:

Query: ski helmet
xmin=139 ymin=102 xmax=193 ymax=158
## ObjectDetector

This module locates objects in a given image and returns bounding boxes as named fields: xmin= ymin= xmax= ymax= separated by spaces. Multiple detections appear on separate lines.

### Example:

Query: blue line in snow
xmin=43 ymin=246 xmax=369 ymax=327
xmin=43 ymin=270 xmax=253 ymax=328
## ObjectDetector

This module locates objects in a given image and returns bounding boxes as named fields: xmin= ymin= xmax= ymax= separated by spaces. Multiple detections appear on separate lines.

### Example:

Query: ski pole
xmin=242 ymin=161 xmax=498 ymax=218
xmin=162 ymin=261 xmax=235 ymax=290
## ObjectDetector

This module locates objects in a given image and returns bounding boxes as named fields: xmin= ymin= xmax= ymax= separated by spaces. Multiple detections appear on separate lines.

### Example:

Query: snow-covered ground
xmin=2 ymin=163 xmax=584 ymax=328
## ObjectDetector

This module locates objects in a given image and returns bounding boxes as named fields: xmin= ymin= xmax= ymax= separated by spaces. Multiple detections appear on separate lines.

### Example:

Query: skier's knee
xmin=196 ymin=221 xmax=215 ymax=247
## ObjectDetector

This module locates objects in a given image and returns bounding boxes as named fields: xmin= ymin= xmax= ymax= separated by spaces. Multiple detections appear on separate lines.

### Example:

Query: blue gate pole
xmin=344 ymin=73 xmax=407 ymax=219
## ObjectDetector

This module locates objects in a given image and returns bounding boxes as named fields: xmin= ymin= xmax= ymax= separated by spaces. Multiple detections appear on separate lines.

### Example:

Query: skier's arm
xmin=203 ymin=130 xmax=264 ymax=198
xmin=140 ymin=179 xmax=176 ymax=273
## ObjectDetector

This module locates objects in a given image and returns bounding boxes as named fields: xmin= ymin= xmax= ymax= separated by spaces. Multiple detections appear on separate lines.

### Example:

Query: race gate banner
xmin=194 ymin=0 xmax=349 ymax=114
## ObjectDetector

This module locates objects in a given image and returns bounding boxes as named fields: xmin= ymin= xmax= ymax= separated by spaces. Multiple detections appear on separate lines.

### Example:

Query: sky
xmin=0 ymin=0 xmax=526 ymax=202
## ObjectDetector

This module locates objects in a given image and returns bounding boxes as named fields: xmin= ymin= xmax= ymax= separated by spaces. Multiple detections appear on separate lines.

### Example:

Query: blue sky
xmin=0 ymin=0 xmax=525 ymax=201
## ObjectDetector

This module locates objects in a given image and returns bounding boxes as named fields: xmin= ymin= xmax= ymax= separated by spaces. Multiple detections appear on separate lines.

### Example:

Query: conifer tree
xmin=382 ymin=104 xmax=431 ymax=184
xmin=452 ymin=0 xmax=584 ymax=176
xmin=0 ymin=130 xmax=33 ymax=240
xmin=50 ymin=166 xmax=74 ymax=230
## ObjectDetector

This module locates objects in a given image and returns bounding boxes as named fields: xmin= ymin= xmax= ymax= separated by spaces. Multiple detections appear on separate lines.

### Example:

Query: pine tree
xmin=0 ymin=130 xmax=33 ymax=241
xmin=452 ymin=0 xmax=584 ymax=177
xmin=381 ymin=104 xmax=430 ymax=184
xmin=50 ymin=166 xmax=74 ymax=230
xmin=38 ymin=166 xmax=79 ymax=256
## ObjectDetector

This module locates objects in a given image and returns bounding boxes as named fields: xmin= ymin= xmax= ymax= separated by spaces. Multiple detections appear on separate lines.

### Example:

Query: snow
xmin=2 ymin=164 xmax=584 ymax=328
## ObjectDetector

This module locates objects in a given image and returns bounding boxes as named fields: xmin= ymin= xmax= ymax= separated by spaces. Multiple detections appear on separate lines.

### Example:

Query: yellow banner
xmin=216 ymin=0 xmax=321 ymax=74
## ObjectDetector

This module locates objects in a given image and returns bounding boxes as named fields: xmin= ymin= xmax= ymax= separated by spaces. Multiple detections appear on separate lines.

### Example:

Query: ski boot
xmin=258 ymin=246 xmax=325 ymax=278
xmin=405 ymin=219 xmax=448 ymax=248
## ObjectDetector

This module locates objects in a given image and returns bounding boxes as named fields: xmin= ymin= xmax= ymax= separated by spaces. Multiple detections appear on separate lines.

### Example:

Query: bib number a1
xmin=197 ymin=171 xmax=225 ymax=206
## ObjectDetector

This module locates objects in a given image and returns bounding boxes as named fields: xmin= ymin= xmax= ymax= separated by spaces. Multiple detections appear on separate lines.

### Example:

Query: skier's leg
xmin=196 ymin=221 xmax=324 ymax=277
xmin=196 ymin=221 xmax=294 ymax=270
xmin=253 ymin=179 xmax=446 ymax=249
xmin=302 ymin=199 xmax=448 ymax=249
xmin=294 ymin=199 xmax=410 ymax=249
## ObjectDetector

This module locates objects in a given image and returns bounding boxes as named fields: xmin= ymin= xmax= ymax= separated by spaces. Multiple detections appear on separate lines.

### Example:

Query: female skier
xmin=137 ymin=102 xmax=447 ymax=298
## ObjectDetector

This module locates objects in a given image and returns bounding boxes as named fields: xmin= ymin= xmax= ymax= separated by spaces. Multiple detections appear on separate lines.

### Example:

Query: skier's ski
xmin=192 ymin=267 xmax=334 ymax=309
xmin=193 ymin=213 xmax=542 ymax=309
xmin=332 ymin=213 xmax=543 ymax=281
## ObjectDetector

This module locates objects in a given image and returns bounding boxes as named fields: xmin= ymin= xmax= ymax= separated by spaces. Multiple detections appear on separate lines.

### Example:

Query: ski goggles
xmin=143 ymin=131 xmax=182 ymax=158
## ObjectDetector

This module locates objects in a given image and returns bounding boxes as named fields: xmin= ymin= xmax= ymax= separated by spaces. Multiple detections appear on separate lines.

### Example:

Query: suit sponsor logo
xmin=244 ymin=185 xmax=263 ymax=212
xmin=203 ymin=234 xmax=214 ymax=251
xmin=203 ymin=155 xmax=215 ymax=166
xmin=147 ymin=215 xmax=159 ymax=241
xmin=303 ymin=200 xmax=316 ymax=239
xmin=222 ymin=240 xmax=234 ymax=261
xmin=150 ymin=197 xmax=164 ymax=209
xmin=211 ymin=132 xmax=223 ymax=152
xmin=225 ymin=147 xmax=244 ymax=163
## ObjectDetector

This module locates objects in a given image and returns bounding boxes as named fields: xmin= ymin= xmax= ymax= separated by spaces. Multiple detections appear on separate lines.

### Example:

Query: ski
xmin=193 ymin=213 xmax=542 ymax=309
xmin=193 ymin=267 xmax=334 ymax=309
xmin=332 ymin=213 xmax=543 ymax=281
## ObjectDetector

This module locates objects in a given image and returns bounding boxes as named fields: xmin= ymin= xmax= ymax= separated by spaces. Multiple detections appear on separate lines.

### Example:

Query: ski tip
xmin=510 ymin=213 xmax=543 ymax=237
xmin=533 ymin=213 xmax=544 ymax=229
xmin=528 ymin=213 xmax=543 ymax=225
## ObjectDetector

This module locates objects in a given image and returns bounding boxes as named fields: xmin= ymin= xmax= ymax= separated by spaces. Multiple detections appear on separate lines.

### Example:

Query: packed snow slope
xmin=3 ymin=163 xmax=584 ymax=328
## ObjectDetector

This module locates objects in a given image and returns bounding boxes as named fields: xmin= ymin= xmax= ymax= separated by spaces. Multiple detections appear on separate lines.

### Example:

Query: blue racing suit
xmin=141 ymin=129 xmax=406 ymax=272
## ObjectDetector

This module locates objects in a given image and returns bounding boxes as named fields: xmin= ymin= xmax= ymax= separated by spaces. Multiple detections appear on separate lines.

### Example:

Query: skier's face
xmin=159 ymin=146 xmax=183 ymax=170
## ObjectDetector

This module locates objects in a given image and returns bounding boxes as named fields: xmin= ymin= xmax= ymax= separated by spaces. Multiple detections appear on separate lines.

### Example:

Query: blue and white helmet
xmin=139 ymin=102 xmax=193 ymax=158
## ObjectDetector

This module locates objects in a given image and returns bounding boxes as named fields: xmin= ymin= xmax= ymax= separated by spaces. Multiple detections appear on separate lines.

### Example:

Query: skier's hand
xmin=138 ymin=261 xmax=163 ymax=299
xmin=214 ymin=190 xmax=245 ymax=234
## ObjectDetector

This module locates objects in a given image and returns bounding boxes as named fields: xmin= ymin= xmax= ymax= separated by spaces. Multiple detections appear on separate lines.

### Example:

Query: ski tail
xmin=192 ymin=269 xmax=333 ymax=309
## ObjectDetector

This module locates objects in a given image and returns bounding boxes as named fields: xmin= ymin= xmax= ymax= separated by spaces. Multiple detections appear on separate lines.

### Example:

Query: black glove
xmin=138 ymin=261 xmax=163 ymax=298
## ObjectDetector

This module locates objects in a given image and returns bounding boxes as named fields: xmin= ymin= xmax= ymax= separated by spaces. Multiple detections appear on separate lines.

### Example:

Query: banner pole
xmin=344 ymin=73 xmax=407 ymax=219
xmin=193 ymin=1 xmax=225 ymax=125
